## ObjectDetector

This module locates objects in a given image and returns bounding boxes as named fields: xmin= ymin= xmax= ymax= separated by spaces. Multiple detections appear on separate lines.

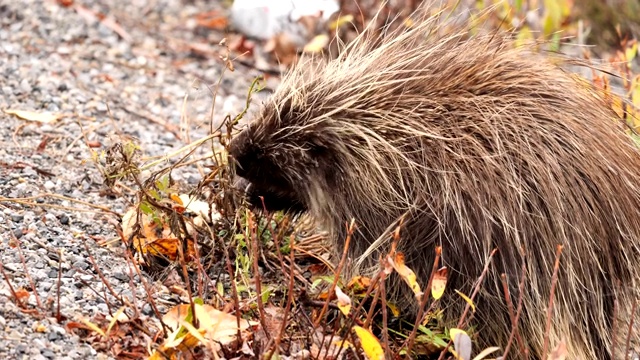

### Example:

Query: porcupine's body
xmin=227 ymin=8 xmax=640 ymax=359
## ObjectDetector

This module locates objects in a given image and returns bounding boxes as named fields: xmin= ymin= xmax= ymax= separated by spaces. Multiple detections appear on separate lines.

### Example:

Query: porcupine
xmin=226 ymin=5 xmax=640 ymax=359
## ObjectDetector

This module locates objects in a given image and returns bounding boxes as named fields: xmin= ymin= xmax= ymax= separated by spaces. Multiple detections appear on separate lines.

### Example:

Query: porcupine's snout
xmin=228 ymin=128 xmax=307 ymax=215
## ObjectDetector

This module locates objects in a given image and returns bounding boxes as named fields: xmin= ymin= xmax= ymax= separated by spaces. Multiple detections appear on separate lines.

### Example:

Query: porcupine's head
xmin=227 ymin=79 xmax=346 ymax=218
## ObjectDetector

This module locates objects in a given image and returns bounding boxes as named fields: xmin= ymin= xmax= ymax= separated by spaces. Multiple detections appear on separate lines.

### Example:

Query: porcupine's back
xmin=230 ymin=8 xmax=640 ymax=359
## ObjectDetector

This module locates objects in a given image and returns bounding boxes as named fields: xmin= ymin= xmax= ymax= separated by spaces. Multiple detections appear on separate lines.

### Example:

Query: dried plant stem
xmin=0 ymin=260 xmax=22 ymax=307
xmin=248 ymin=212 xmax=268 ymax=339
xmin=176 ymin=238 xmax=198 ymax=328
xmin=437 ymin=249 xmax=497 ymax=360
xmin=81 ymin=237 xmax=123 ymax=304
xmin=313 ymin=219 xmax=356 ymax=328
xmin=16 ymin=240 xmax=42 ymax=309
xmin=379 ymin=258 xmax=391 ymax=359
xmin=405 ymin=246 xmax=442 ymax=356
xmin=55 ymin=249 xmax=63 ymax=321
xmin=500 ymin=273 xmax=525 ymax=354
xmin=542 ymin=245 xmax=564 ymax=359
xmin=503 ymin=260 xmax=528 ymax=358
xmin=223 ymin=232 xmax=243 ymax=343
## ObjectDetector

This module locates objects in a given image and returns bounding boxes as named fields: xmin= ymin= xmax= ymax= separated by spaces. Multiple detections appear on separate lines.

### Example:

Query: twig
xmin=313 ymin=219 xmax=356 ymax=328
xmin=81 ymin=237 xmax=123 ymax=303
xmin=437 ymin=248 xmax=497 ymax=360
xmin=176 ymin=237 xmax=198 ymax=329
xmin=55 ymin=249 xmax=63 ymax=321
xmin=265 ymin=228 xmax=298 ymax=360
xmin=542 ymin=245 xmax=564 ymax=359
xmin=0 ymin=193 xmax=120 ymax=215
xmin=223 ymin=231 xmax=243 ymax=343
xmin=248 ymin=212 xmax=269 ymax=339
xmin=0 ymin=260 xmax=23 ymax=307
xmin=15 ymin=238 xmax=42 ymax=309
xmin=406 ymin=246 xmax=442 ymax=356
xmin=123 ymin=246 xmax=170 ymax=336
xmin=379 ymin=257 xmax=391 ymax=359
xmin=364 ymin=273 xmax=383 ymax=328
xmin=502 ymin=259 xmax=528 ymax=358
xmin=500 ymin=273 xmax=525 ymax=354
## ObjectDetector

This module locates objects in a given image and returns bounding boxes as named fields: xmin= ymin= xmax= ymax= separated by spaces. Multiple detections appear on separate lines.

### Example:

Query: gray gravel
xmin=0 ymin=0 xmax=272 ymax=358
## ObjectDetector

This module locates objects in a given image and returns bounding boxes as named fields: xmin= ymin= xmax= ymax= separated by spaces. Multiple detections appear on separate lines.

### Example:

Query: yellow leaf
xmin=611 ymin=95 xmax=626 ymax=120
xmin=335 ymin=286 xmax=352 ymax=316
xmin=632 ymin=75 xmax=640 ymax=108
xmin=34 ymin=323 xmax=47 ymax=333
xmin=329 ymin=14 xmax=354 ymax=30
xmin=352 ymin=326 xmax=384 ymax=360
xmin=473 ymin=346 xmax=502 ymax=360
xmin=170 ymin=193 xmax=183 ymax=206
xmin=542 ymin=0 xmax=561 ymax=37
xmin=303 ymin=34 xmax=329 ymax=53
xmin=389 ymin=252 xmax=422 ymax=300
xmin=431 ymin=267 xmax=448 ymax=300
xmin=4 ymin=109 xmax=62 ymax=124
xmin=106 ymin=306 xmax=128 ymax=336
xmin=454 ymin=290 xmax=476 ymax=312
xmin=515 ymin=25 xmax=533 ymax=48
xmin=387 ymin=302 xmax=400 ymax=317
xmin=625 ymin=41 xmax=638 ymax=65
xmin=332 ymin=338 xmax=354 ymax=349
xmin=80 ymin=318 xmax=105 ymax=337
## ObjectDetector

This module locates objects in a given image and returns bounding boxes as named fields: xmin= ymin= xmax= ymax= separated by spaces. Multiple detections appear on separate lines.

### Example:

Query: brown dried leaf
xmin=4 ymin=109 xmax=62 ymax=124
xmin=150 ymin=303 xmax=257 ymax=358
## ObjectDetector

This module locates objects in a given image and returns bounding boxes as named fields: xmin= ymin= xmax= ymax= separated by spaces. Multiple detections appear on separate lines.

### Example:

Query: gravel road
xmin=0 ymin=0 xmax=269 ymax=359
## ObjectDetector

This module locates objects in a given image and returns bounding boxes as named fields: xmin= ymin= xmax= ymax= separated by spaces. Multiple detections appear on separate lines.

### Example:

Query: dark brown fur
xmin=228 ymin=7 xmax=640 ymax=359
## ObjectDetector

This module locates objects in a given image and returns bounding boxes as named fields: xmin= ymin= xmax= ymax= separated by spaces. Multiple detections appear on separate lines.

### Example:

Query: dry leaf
xmin=346 ymin=276 xmax=371 ymax=292
xmin=194 ymin=10 xmax=228 ymax=30
xmin=472 ymin=346 xmax=501 ymax=360
xmin=151 ymin=303 xmax=257 ymax=359
xmin=303 ymin=34 xmax=329 ymax=53
xmin=121 ymin=206 xmax=197 ymax=262
xmin=15 ymin=288 xmax=30 ymax=303
xmin=4 ymin=109 xmax=62 ymax=124
xmin=352 ymin=325 xmax=384 ymax=360
xmin=334 ymin=286 xmax=351 ymax=316
xmin=431 ymin=267 xmax=447 ymax=300
xmin=264 ymin=33 xmax=299 ymax=66
xmin=389 ymin=252 xmax=422 ymax=300
xmin=449 ymin=328 xmax=472 ymax=360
